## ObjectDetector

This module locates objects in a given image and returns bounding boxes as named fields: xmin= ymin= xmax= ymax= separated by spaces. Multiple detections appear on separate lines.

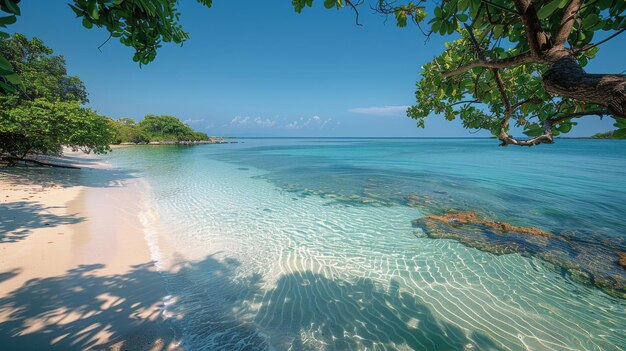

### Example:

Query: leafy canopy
xmin=298 ymin=0 xmax=626 ymax=145
xmin=0 ymin=34 xmax=114 ymax=157
xmin=1 ymin=99 xmax=113 ymax=157
xmin=2 ymin=0 xmax=625 ymax=145
xmin=0 ymin=0 xmax=213 ymax=91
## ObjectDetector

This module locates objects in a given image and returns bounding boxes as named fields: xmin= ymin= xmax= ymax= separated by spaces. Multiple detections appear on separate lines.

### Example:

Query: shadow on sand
xmin=0 ymin=165 xmax=137 ymax=244
xmin=0 ymin=164 xmax=137 ymax=189
xmin=0 ymin=201 xmax=84 ymax=243
xmin=0 ymin=254 xmax=504 ymax=351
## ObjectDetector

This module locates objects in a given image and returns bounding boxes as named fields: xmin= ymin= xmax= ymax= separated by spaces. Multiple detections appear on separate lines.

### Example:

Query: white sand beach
xmin=0 ymin=152 xmax=179 ymax=350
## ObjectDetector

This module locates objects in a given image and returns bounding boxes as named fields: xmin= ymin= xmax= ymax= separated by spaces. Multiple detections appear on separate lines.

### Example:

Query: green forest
xmin=109 ymin=115 xmax=209 ymax=144
xmin=0 ymin=34 xmax=209 ymax=165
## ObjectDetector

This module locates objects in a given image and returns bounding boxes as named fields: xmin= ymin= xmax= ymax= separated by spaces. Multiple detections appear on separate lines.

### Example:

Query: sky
xmin=10 ymin=1 xmax=625 ymax=137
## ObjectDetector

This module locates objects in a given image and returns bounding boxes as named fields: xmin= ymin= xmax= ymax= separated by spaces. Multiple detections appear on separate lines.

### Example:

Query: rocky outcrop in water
xmin=413 ymin=210 xmax=626 ymax=299
xmin=117 ymin=137 xmax=237 ymax=145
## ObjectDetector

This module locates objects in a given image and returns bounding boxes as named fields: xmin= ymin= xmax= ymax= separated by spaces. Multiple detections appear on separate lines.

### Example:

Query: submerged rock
xmin=412 ymin=210 xmax=626 ymax=299
xmin=619 ymin=252 xmax=626 ymax=269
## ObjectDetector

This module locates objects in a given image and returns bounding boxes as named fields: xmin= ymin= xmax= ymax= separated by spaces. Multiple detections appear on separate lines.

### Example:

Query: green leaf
xmin=4 ymin=72 xmax=20 ymax=84
xmin=0 ymin=15 xmax=16 ymax=26
xmin=0 ymin=54 xmax=12 ymax=71
xmin=582 ymin=13 xmax=599 ymax=28
xmin=457 ymin=0 xmax=469 ymax=12
xmin=323 ymin=0 xmax=337 ymax=9
xmin=82 ymin=18 xmax=93 ymax=29
xmin=557 ymin=122 xmax=572 ymax=133
xmin=434 ymin=6 xmax=442 ymax=18
xmin=524 ymin=127 xmax=544 ymax=137
xmin=2 ymin=0 xmax=20 ymax=15
xmin=0 ymin=80 xmax=15 ymax=93
xmin=537 ymin=0 xmax=562 ymax=20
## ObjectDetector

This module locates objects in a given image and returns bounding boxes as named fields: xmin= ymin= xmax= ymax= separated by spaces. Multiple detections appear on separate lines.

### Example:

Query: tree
xmin=1 ymin=99 xmax=113 ymax=159
xmin=0 ymin=34 xmax=114 ymax=164
xmin=0 ymin=0 xmax=213 ymax=91
xmin=137 ymin=114 xmax=209 ymax=142
xmin=297 ymin=0 xmax=626 ymax=146
xmin=108 ymin=117 xmax=149 ymax=144
xmin=1 ymin=1 xmax=625 ymax=145
xmin=108 ymin=115 xmax=208 ymax=143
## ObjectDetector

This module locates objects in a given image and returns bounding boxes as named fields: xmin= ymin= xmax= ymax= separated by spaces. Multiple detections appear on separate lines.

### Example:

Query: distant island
xmin=109 ymin=115 xmax=232 ymax=145
xmin=591 ymin=130 xmax=626 ymax=139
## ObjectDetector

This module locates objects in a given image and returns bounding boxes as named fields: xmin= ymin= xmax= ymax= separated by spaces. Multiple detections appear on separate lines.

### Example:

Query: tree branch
xmin=1 ymin=156 xmax=81 ymax=169
xmin=442 ymin=52 xmax=534 ymax=78
xmin=345 ymin=0 xmax=363 ymax=26
xmin=499 ymin=109 xmax=611 ymax=147
xmin=547 ymin=109 xmax=611 ymax=125
xmin=555 ymin=0 xmax=583 ymax=46
xmin=575 ymin=28 xmax=626 ymax=54
xmin=447 ymin=99 xmax=480 ymax=107
xmin=513 ymin=0 xmax=550 ymax=57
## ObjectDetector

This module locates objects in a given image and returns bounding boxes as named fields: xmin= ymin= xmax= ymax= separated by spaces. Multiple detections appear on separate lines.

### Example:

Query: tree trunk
xmin=542 ymin=55 xmax=626 ymax=118
xmin=0 ymin=156 xmax=81 ymax=169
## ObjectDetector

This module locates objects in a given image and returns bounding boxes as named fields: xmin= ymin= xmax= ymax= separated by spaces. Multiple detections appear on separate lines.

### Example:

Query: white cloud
xmin=253 ymin=117 xmax=277 ymax=127
xmin=348 ymin=105 xmax=409 ymax=116
xmin=183 ymin=118 xmax=206 ymax=125
xmin=230 ymin=116 xmax=278 ymax=128
xmin=303 ymin=115 xmax=321 ymax=126
xmin=285 ymin=121 xmax=300 ymax=129
xmin=229 ymin=114 xmax=332 ymax=130
xmin=230 ymin=116 xmax=251 ymax=126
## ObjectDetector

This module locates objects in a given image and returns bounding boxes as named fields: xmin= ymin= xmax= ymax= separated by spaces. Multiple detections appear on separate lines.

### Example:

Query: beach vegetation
xmin=109 ymin=115 xmax=209 ymax=144
xmin=591 ymin=130 xmax=626 ymax=139
xmin=0 ymin=34 xmax=114 ymax=165
xmin=298 ymin=0 xmax=626 ymax=146
xmin=1 ymin=1 xmax=625 ymax=146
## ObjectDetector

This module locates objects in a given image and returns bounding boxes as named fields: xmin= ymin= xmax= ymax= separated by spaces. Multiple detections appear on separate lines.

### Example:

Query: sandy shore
xmin=0 ymin=152 xmax=180 ymax=350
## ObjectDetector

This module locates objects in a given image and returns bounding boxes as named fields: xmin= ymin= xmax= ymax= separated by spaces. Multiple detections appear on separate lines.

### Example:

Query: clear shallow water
xmin=106 ymin=139 xmax=626 ymax=351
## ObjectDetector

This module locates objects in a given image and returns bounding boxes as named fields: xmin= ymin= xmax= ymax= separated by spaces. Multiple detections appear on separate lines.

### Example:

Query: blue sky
xmin=11 ymin=1 xmax=623 ymax=137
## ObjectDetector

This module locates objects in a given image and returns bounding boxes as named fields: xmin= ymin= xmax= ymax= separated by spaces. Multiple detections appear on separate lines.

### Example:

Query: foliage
xmin=109 ymin=115 xmax=208 ymax=143
xmin=0 ymin=33 xmax=114 ymax=158
xmin=298 ymin=0 xmax=626 ymax=145
xmin=402 ymin=0 xmax=623 ymax=142
xmin=2 ymin=1 xmax=625 ymax=145
xmin=0 ymin=99 xmax=114 ymax=157
xmin=592 ymin=127 xmax=626 ymax=140
xmin=0 ymin=0 xmax=213 ymax=91
xmin=0 ymin=33 xmax=88 ymax=103
xmin=69 ymin=0 xmax=213 ymax=65
xmin=108 ymin=117 xmax=148 ymax=144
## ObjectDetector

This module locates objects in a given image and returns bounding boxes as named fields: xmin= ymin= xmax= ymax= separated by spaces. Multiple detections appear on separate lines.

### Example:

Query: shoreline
xmin=0 ymin=152 xmax=180 ymax=350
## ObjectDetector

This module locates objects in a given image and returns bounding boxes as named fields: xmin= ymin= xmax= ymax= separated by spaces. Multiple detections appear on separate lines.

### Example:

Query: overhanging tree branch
xmin=500 ymin=109 xmax=612 ymax=147
xmin=442 ymin=51 xmax=533 ymax=78
xmin=555 ymin=0 xmax=583 ymax=46
xmin=513 ymin=0 xmax=550 ymax=57
xmin=576 ymin=28 xmax=626 ymax=54
xmin=345 ymin=0 xmax=363 ymax=26
xmin=548 ymin=109 xmax=611 ymax=125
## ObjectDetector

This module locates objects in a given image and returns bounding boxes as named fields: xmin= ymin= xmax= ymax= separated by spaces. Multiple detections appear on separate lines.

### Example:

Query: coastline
xmin=0 ymin=152 xmax=179 ymax=350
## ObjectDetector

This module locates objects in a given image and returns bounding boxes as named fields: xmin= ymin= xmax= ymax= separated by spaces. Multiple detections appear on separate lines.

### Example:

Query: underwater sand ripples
xmin=122 ymin=146 xmax=626 ymax=351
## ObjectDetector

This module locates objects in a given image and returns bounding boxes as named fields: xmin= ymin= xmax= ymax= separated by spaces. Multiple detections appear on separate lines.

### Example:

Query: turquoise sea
xmin=107 ymin=138 xmax=626 ymax=351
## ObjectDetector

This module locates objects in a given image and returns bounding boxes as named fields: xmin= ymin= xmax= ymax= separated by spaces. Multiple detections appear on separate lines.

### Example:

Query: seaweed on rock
xmin=412 ymin=210 xmax=626 ymax=299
